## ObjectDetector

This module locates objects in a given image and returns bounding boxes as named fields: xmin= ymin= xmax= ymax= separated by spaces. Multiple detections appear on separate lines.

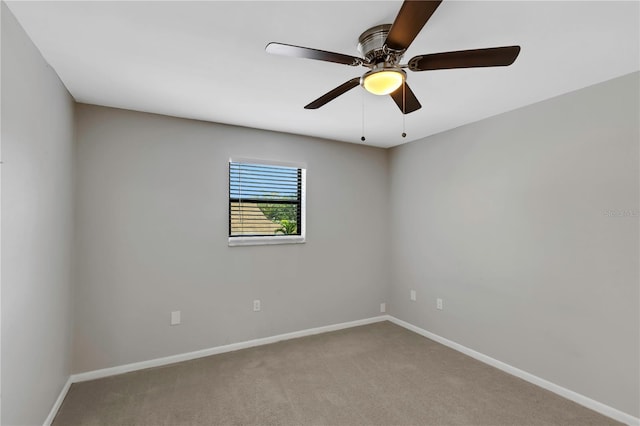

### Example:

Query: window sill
xmin=228 ymin=235 xmax=306 ymax=247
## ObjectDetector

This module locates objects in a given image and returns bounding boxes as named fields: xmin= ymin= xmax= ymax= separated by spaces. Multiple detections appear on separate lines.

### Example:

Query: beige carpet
xmin=53 ymin=321 xmax=621 ymax=425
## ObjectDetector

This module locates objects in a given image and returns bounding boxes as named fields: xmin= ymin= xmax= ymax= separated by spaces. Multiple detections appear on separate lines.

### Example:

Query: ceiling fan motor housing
xmin=357 ymin=24 xmax=403 ymax=64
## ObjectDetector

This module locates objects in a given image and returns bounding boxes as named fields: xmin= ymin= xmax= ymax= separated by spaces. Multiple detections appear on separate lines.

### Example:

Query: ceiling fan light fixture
xmin=362 ymin=68 xmax=406 ymax=95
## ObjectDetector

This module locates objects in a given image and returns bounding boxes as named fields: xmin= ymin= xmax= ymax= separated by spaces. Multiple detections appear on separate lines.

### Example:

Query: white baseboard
xmin=71 ymin=315 xmax=388 ymax=383
xmin=43 ymin=376 xmax=72 ymax=426
xmin=45 ymin=314 xmax=638 ymax=426
xmin=387 ymin=316 xmax=640 ymax=426
xmin=43 ymin=315 xmax=387 ymax=424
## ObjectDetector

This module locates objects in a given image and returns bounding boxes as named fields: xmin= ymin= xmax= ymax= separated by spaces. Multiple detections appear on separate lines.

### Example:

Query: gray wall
xmin=1 ymin=3 xmax=76 ymax=425
xmin=389 ymin=72 xmax=639 ymax=417
xmin=73 ymin=104 xmax=390 ymax=373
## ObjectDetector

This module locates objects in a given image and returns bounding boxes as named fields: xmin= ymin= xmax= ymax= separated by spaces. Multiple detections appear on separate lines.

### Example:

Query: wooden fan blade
xmin=266 ymin=42 xmax=363 ymax=66
xmin=408 ymin=46 xmax=521 ymax=71
xmin=304 ymin=78 xmax=361 ymax=109
xmin=389 ymin=82 xmax=422 ymax=114
xmin=385 ymin=1 xmax=442 ymax=51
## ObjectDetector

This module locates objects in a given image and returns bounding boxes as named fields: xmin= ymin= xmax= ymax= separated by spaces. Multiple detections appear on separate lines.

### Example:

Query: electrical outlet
xmin=410 ymin=290 xmax=417 ymax=301
xmin=170 ymin=310 xmax=181 ymax=325
xmin=437 ymin=298 xmax=443 ymax=310
xmin=380 ymin=302 xmax=386 ymax=313
xmin=253 ymin=300 xmax=261 ymax=312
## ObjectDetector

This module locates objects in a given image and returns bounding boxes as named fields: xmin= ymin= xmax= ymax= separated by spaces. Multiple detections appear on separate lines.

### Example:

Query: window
xmin=228 ymin=159 xmax=306 ymax=246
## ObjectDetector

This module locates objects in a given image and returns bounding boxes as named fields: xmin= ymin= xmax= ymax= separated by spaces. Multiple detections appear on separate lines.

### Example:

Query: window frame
xmin=228 ymin=157 xmax=306 ymax=247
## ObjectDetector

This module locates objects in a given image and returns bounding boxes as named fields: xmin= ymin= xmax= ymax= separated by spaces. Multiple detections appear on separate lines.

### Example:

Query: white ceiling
xmin=6 ymin=1 xmax=639 ymax=148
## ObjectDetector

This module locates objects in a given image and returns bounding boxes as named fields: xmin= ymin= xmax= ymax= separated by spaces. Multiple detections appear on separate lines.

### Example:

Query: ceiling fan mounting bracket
xmin=408 ymin=56 xmax=423 ymax=71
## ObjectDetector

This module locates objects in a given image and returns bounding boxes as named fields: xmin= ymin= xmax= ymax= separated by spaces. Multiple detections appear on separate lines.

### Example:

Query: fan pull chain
xmin=402 ymin=83 xmax=407 ymax=138
xmin=361 ymin=89 xmax=366 ymax=142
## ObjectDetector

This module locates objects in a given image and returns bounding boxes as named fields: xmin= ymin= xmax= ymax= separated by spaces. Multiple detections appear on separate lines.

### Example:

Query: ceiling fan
xmin=266 ymin=0 xmax=521 ymax=114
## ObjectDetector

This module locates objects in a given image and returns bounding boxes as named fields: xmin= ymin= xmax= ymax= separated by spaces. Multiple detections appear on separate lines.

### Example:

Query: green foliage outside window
xmin=274 ymin=219 xmax=297 ymax=235
xmin=258 ymin=194 xmax=298 ymax=234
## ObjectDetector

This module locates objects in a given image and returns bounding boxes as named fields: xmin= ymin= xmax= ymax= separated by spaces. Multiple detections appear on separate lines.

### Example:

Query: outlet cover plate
xmin=170 ymin=310 xmax=181 ymax=325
